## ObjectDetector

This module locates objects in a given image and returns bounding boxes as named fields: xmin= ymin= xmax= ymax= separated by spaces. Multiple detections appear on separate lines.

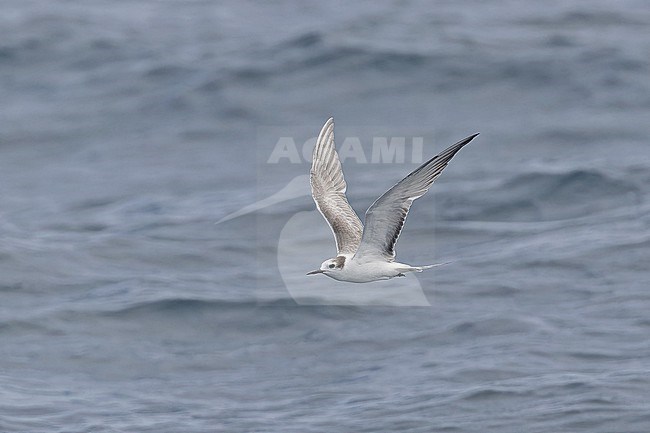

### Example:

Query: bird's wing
xmin=353 ymin=133 xmax=479 ymax=262
xmin=310 ymin=118 xmax=364 ymax=255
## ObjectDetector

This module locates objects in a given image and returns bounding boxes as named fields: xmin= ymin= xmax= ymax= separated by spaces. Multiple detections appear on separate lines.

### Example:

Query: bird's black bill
xmin=306 ymin=269 xmax=325 ymax=275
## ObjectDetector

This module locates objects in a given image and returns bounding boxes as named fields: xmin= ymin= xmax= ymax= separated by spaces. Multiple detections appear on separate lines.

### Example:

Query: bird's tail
xmin=413 ymin=262 xmax=451 ymax=272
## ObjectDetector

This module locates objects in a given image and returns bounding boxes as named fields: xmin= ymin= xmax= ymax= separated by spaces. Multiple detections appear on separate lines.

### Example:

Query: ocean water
xmin=1 ymin=0 xmax=650 ymax=431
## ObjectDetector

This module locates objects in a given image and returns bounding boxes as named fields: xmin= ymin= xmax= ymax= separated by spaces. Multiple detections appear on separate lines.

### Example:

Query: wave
xmin=186 ymin=29 xmax=648 ymax=96
xmin=448 ymin=316 xmax=550 ymax=336
xmin=458 ymin=388 xmax=530 ymax=402
xmin=192 ymin=36 xmax=433 ymax=91
xmin=517 ymin=10 xmax=647 ymax=27
xmin=101 ymin=297 xmax=292 ymax=316
xmin=98 ymin=296 xmax=363 ymax=321
xmin=503 ymin=169 xmax=637 ymax=199
xmin=442 ymin=169 xmax=640 ymax=222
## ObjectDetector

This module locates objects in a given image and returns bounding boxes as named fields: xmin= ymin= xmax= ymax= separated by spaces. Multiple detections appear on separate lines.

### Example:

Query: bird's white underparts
xmin=307 ymin=117 xmax=478 ymax=283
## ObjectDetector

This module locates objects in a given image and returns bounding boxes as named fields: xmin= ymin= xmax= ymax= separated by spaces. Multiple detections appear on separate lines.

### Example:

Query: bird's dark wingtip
xmin=456 ymin=132 xmax=480 ymax=148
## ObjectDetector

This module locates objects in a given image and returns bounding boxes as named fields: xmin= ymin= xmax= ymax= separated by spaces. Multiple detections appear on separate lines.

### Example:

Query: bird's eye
xmin=329 ymin=264 xmax=335 ymax=269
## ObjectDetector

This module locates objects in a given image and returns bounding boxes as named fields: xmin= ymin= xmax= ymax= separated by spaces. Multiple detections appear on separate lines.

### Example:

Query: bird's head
xmin=307 ymin=256 xmax=345 ymax=276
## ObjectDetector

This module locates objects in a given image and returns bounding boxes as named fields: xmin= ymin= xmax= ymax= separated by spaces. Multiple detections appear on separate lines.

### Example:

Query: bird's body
xmin=307 ymin=118 xmax=477 ymax=283
xmin=312 ymin=254 xmax=418 ymax=283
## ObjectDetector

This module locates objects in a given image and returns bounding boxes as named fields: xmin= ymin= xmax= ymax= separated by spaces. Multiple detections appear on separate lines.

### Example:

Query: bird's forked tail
xmin=395 ymin=262 xmax=451 ymax=274
xmin=412 ymin=262 xmax=451 ymax=272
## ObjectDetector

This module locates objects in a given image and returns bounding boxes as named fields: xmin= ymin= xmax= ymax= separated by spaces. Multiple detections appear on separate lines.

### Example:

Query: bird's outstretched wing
xmin=310 ymin=118 xmax=364 ymax=255
xmin=353 ymin=133 xmax=479 ymax=262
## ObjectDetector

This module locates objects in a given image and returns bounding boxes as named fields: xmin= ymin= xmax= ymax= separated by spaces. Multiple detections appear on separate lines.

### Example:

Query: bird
xmin=306 ymin=118 xmax=478 ymax=283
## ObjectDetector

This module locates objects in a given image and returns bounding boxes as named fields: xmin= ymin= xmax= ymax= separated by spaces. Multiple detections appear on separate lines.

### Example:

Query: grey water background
xmin=1 ymin=0 xmax=650 ymax=431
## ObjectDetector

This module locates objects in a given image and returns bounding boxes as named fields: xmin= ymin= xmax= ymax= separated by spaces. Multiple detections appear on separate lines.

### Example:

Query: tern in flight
xmin=307 ymin=118 xmax=478 ymax=283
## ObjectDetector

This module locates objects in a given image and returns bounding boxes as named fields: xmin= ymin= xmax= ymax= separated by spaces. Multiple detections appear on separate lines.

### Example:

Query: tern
xmin=306 ymin=118 xmax=478 ymax=283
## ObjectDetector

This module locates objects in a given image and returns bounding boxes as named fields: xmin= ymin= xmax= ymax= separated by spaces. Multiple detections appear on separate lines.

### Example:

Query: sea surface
xmin=1 ymin=1 xmax=650 ymax=432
